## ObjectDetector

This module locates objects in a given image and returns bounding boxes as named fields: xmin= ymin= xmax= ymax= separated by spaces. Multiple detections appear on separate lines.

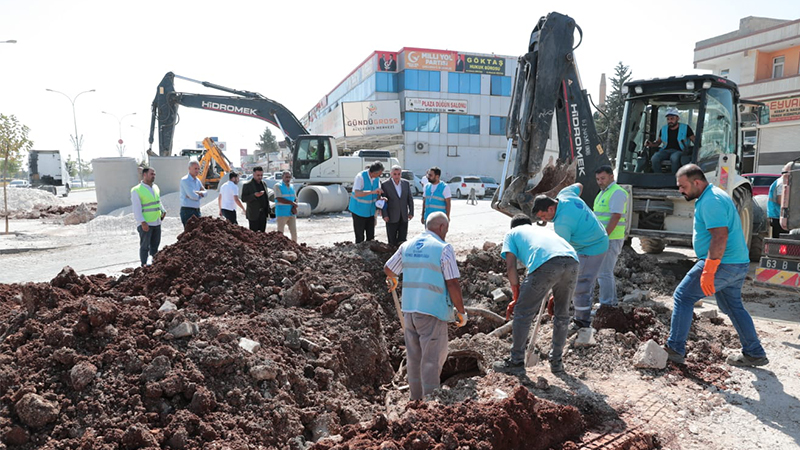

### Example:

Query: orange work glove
xmin=455 ymin=310 xmax=468 ymax=327
xmin=546 ymin=295 xmax=555 ymax=316
xmin=511 ymin=284 xmax=520 ymax=302
xmin=386 ymin=276 xmax=398 ymax=293
xmin=700 ymin=259 xmax=721 ymax=297
xmin=505 ymin=300 xmax=517 ymax=321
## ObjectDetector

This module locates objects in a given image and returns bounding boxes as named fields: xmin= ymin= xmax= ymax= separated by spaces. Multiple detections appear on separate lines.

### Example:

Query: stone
xmin=622 ymin=289 xmax=650 ymax=303
xmin=169 ymin=321 xmax=198 ymax=338
xmin=280 ymin=250 xmax=298 ymax=262
xmin=633 ymin=339 xmax=668 ymax=369
xmin=70 ymin=361 xmax=98 ymax=391
xmin=14 ymin=393 xmax=59 ymax=428
xmin=122 ymin=425 xmax=159 ymax=449
xmin=282 ymin=277 xmax=312 ymax=307
xmin=239 ymin=337 xmax=261 ymax=353
xmin=310 ymin=412 xmax=336 ymax=442
xmin=158 ymin=300 xmax=178 ymax=312
xmin=487 ymin=271 xmax=504 ymax=285
xmin=698 ymin=309 xmax=718 ymax=319
xmin=63 ymin=203 xmax=94 ymax=225
xmin=250 ymin=362 xmax=278 ymax=381
xmin=142 ymin=355 xmax=172 ymax=381
xmin=491 ymin=288 xmax=508 ymax=303
xmin=573 ymin=327 xmax=596 ymax=347
xmin=188 ymin=386 xmax=216 ymax=415
xmin=3 ymin=425 xmax=29 ymax=445
xmin=694 ymin=300 xmax=704 ymax=307
xmin=534 ymin=376 xmax=549 ymax=390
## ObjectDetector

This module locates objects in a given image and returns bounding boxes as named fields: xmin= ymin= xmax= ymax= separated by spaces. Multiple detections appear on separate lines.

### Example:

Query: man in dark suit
xmin=240 ymin=166 xmax=271 ymax=232
xmin=381 ymin=165 xmax=414 ymax=245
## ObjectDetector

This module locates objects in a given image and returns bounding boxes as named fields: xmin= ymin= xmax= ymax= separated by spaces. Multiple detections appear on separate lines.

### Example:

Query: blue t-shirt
xmin=693 ymin=184 xmax=749 ymax=264
xmin=502 ymin=225 xmax=578 ymax=273
xmin=767 ymin=178 xmax=782 ymax=219
xmin=553 ymin=185 xmax=609 ymax=256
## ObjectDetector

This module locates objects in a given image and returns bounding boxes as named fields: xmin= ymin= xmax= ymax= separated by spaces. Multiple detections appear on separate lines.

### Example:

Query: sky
xmin=2 ymin=0 xmax=797 ymax=168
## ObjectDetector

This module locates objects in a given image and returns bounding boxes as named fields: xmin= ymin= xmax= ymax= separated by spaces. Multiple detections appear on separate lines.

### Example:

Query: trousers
xmin=136 ymin=224 xmax=161 ymax=266
xmin=596 ymin=239 xmax=624 ymax=306
xmin=386 ymin=220 xmax=409 ymax=246
xmin=352 ymin=213 xmax=375 ymax=243
xmin=404 ymin=312 xmax=449 ymax=401
xmin=573 ymin=252 xmax=606 ymax=326
xmin=277 ymin=216 xmax=297 ymax=242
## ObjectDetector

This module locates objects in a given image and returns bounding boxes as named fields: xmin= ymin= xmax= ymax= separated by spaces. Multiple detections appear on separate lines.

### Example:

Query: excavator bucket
xmin=492 ymin=12 xmax=610 ymax=219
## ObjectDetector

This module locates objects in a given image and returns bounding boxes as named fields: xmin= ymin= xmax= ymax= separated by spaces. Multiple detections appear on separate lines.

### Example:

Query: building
xmin=301 ymin=48 xmax=534 ymax=182
xmin=694 ymin=16 xmax=800 ymax=173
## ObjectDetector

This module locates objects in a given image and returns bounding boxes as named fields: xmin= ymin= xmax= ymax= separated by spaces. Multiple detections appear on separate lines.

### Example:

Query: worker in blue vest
xmin=275 ymin=171 xmax=298 ymax=242
xmin=348 ymin=161 xmax=384 ymax=243
xmin=421 ymin=166 xmax=452 ymax=223
xmin=767 ymin=162 xmax=793 ymax=238
xmin=646 ymin=107 xmax=695 ymax=174
xmin=384 ymin=211 xmax=467 ymax=400
xmin=130 ymin=167 xmax=167 ymax=266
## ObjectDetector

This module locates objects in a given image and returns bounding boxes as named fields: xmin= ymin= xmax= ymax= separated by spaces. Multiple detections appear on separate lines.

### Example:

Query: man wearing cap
xmin=646 ymin=107 xmax=695 ymax=174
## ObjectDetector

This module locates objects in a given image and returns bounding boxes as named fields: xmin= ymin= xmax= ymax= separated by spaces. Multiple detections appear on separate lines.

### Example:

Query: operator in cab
xmin=646 ymin=107 xmax=695 ymax=174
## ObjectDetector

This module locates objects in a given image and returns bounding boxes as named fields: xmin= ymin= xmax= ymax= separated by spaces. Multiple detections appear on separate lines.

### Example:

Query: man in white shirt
xmin=421 ymin=166 xmax=452 ymax=223
xmin=218 ymin=171 xmax=245 ymax=225
xmin=131 ymin=167 xmax=167 ymax=266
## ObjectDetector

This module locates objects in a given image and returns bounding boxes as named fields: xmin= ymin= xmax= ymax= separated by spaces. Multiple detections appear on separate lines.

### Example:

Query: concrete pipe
xmin=148 ymin=156 xmax=190 ymax=195
xmin=297 ymin=185 xmax=350 ymax=214
xmin=296 ymin=202 xmax=312 ymax=218
xmin=92 ymin=157 xmax=140 ymax=215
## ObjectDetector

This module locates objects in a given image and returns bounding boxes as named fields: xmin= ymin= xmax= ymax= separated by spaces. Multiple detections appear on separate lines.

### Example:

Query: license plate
xmin=759 ymin=257 xmax=800 ymax=273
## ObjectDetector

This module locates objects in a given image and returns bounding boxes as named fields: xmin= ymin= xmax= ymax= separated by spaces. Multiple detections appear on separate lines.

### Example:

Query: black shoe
xmin=726 ymin=352 xmax=768 ymax=367
xmin=550 ymin=359 xmax=565 ymax=374
xmin=492 ymin=357 xmax=525 ymax=373
xmin=663 ymin=345 xmax=685 ymax=365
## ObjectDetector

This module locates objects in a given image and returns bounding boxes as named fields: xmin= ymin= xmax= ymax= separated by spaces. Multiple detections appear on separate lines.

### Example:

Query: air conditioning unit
xmin=498 ymin=151 xmax=507 ymax=161
xmin=415 ymin=141 xmax=429 ymax=153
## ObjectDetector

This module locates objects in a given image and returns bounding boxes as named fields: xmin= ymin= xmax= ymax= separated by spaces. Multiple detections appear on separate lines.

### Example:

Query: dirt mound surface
xmin=312 ymin=386 xmax=584 ymax=450
xmin=3 ymin=203 xmax=97 ymax=220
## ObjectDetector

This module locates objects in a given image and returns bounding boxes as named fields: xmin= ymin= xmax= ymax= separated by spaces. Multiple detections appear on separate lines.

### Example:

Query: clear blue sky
xmin=2 ymin=0 xmax=796 ymax=165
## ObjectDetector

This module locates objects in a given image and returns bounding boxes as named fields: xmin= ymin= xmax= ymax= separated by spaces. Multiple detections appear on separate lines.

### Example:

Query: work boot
xmin=550 ymin=359 xmax=565 ymax=374
xmin=663 ymin=345 xmax=685 ymax=365
xmin=492 ymin=357 xmax=524 ymax=374
xmin=726 ymin=352 xmax=769 ymax=367
xmin=567 ymin=319 xmax=590 ymax=337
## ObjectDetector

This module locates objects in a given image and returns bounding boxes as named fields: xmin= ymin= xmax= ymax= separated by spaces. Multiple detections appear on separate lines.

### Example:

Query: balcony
xmin=738 ymin=74 xmax=800 ymax=99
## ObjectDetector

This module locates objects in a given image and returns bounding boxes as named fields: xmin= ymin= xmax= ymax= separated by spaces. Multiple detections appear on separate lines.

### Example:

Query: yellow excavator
xmin=180 ymin=137 xmax=233 ymax=189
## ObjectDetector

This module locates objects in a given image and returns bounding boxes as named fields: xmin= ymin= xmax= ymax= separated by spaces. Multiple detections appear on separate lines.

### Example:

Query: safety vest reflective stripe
xmin=132 ymin=184 xmax=162 ymax=223
xmin=348 ymin=171 xmax=379 ymax=217
xmin=403 ymin=281 xmax=446 ymax=294
xmin=593 ymin=183 xmax=627 ymax=240
xmin=660 ymin=123 xmax=688 ymax=151
xmin=404 ymin=261 xmax=444 ymax=272
xmin=424 ymin=183 xmax=447 ymax=220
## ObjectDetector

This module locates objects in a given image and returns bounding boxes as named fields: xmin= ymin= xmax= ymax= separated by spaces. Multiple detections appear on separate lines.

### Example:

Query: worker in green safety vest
xmin=593 ymin=165 xmax=628 ymax=307
xmin=131 ymin=167 xmax=167 ymax=266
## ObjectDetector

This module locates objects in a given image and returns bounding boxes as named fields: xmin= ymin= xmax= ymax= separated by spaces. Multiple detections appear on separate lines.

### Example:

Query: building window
xmin=720 ymin=69 xmax=729 ymax=78
xmin=404 ymin=112 xmax=440 ymax=132
xmin=773 ymin=56 xmax=784 ymax=78
xmin=490 ymin=76 xmax=512 ymax=96
xmin=400 ymin=69 xmax=440 ymax=92
xmin=447 ymin=114 xmax=480 ymax=134
xmin=376 ymin=72 xmax=398 ymax=92
xmin=447 ymin=72 xmax=481 ymax=94
xmin=490 ymin=116 xmax=507 ymax=135
xmin=447 ymin=145 xmax=458 ymax=157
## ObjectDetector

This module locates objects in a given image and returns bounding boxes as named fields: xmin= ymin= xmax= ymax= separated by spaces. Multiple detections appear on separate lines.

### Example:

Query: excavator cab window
xmin=295 ymin=137 xmax=333 ymax=179
xmin=697 ymin=87 xmax=736 ymax=172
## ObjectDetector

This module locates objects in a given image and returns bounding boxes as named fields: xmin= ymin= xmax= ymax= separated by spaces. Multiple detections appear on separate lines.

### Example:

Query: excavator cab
xmin=292 ymin=135 xmax=334 ymax=180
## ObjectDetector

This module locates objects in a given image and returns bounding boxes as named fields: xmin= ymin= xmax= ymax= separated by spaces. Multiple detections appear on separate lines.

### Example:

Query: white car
xmin=446 ymin=175 xmax=485 ymax=199
xmin=8 ymin=179 xmax=29 ymax=188
xmin=401 ymin=170 xmax=424 ymax=196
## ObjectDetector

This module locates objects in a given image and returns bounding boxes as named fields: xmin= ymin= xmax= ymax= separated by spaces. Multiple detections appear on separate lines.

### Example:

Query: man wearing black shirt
xmin=241 ymin=167 xmax=271 ymax=232
xmin=647 ymin=107 xmax=695 ymax=174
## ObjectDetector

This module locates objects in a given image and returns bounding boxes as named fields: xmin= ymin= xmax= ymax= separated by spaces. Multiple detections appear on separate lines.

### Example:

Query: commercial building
xmin=694 ymin=16 xmax=800 ymax=173
xmin=301 ymin=48 xmax=527 ymax=181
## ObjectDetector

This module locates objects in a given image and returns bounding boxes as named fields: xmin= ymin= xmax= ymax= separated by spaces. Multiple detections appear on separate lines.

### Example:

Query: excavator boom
xmin=494 ymin=12 xmax=610 ymax=218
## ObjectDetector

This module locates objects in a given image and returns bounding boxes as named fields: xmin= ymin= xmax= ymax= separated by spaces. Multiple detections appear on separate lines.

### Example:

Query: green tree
xmin=1 ymin=114 xmax=34 ymax=233
xmin=256 ymin=127 xmax=279 ymax=154
xmin=65 ymin=155 xmax=78 ymax=177
xmin=595 ymin=62 xmax=632 ymax=166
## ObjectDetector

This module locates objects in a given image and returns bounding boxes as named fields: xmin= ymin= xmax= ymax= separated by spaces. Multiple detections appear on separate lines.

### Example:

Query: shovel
xmin=524 ymin=292 xmax=550 ymax=367
xmin=389 ymin=284 xmax=405 ymax=331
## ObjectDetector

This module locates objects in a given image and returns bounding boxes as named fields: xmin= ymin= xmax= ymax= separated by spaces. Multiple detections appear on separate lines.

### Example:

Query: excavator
xmin=494 ymin=11 xmax=769 ymax=261
xmin=180 ymin=137 xmax=234 ymax=190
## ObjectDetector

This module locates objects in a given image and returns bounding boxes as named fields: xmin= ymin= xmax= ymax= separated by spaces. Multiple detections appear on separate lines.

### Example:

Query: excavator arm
xmin=149 ymin=72 xmax=309 ymax=156
xmin=493 ymin=12 xmax=610 ymax=218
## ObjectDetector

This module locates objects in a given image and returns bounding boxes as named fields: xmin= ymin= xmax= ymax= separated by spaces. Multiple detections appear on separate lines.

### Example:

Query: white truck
xmin=28 ymin=150 xmax=70 ymax=197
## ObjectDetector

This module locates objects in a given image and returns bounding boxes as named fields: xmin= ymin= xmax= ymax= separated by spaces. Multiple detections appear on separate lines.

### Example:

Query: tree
xmin=1 ymin=114 xmax=34 ymax=233
xmin=595 ymin=62 xmax=632 ymax=166
xmin=256 ymin=127 xmax=279 ymax=155
xmin=65 ymin=155 xmax=78 ymax=177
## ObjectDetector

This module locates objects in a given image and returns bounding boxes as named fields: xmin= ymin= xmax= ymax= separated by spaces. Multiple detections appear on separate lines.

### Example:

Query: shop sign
xmin=767 ymin=95 xmax=800 ymax=122
xmin=405 ymin=97 xmax=468 ymax=114
xmin=462 ymin=54 xmax=506 ymax=75
xmin=343 ymin=100 xmax=401 ymax=136
xmin=404 ymin=48 xmax=456 ymax=71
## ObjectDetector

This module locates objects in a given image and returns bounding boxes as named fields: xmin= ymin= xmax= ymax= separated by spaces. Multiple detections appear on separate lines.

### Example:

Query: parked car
xmin=8 ymin=179 xmax=30 ymax=188
xmin=480 ymin=176 xmax=499 ymax=198
xmin=446 ymin=175 xmax=485 ymax=199
xmin=401 ymin=170 xmax=424 ymax=196
xmin=744 ymin=173 xmax=780 ymax=197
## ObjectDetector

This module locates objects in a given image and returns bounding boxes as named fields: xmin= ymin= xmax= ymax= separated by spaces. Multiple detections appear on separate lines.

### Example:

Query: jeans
xmin=573 ymin=252 xmax=606 ymax=326
xmin=180 ymin=207 xmax=201 ymax=228
xmin=404 ymin=312 xmax=449 ymax=400
xmin=667 ymin=260 xmax=766 ymax=358
xmin=510 ymin=257 xmax=579 ymax=364
xmin=651 ymin=148 xmax=683 ymax=174
xmin=596 ymin=239 xmax=624 ymax=306
xmin=137 ymin=224 xmax=161 ymax=266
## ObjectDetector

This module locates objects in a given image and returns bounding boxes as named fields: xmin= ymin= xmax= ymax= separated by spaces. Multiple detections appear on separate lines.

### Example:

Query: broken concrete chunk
xmin=169 ymin=321 xmax=199 ymax=338
xmin=487 ymin=271 xmax=504 ymax=285
xmin=491 ymin=288 xmax=508 ymax=303
xmin=280 ymin=250 xmax=298 ymax=262
xmin=159 ymin=300 xmax=178 ymax=312
xmin=573 ymin=327 xmax=596 ymax=347
xmin=698 ymin=309 xmax=718 ymax=319
xmin=70 ymin=361 xmax=98 ymax=391
xmin=14 ymin=393 xmax=59 ymax=428
xmin=633 ymin=339 xmax=668 ymax=369
xmin=250 ymin=362 xmax=278 ymax=381
xmin=622 ymin=289 xmax=651 ymax=303
xmin=239 ymin=338 xmax=261 ymax=353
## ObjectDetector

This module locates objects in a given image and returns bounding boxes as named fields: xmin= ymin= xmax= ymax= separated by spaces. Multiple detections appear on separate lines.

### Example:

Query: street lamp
xmin=46 ymin=88 xmax=96 ymax=188
xmin=101 ymin=111 xmax=136 ymax=156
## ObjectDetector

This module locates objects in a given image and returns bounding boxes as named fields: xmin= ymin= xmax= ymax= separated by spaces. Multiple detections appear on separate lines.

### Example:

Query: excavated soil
xmin=2 ymin=203 xmax=98 ymax=220
xmin=1 ymin=217 xmax=734 ymax=449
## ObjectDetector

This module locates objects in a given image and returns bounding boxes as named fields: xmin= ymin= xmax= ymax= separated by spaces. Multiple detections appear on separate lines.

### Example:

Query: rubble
xmin=633 ymin=339 xmax=669 ymax=369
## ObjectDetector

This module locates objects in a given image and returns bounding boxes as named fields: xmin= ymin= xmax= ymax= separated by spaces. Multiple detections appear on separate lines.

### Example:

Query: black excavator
xmin=494 ymin=11 xmax=769 ymax=260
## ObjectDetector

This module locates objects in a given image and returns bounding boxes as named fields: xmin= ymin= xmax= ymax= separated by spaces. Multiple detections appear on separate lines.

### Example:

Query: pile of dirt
xmin=3 ymin=203 xmax=97 ymax=220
